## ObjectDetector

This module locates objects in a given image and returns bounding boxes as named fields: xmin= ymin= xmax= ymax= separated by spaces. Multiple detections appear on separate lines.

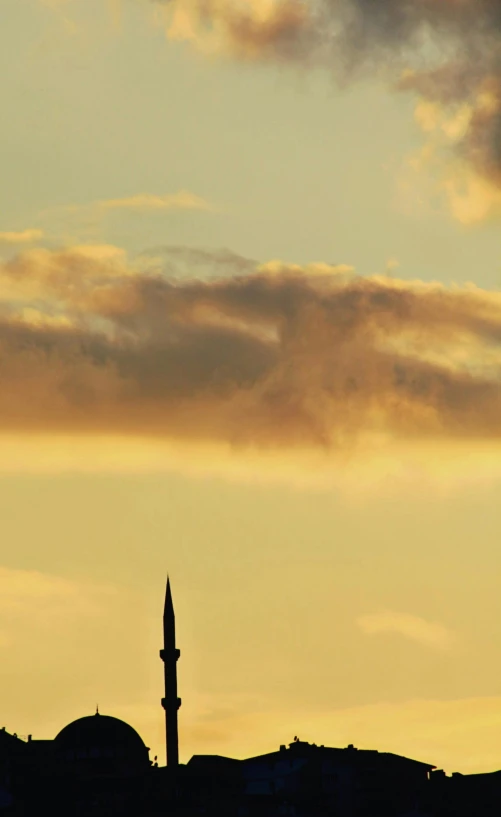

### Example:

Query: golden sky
xmin=1 ymin=0 xmax=501 ymax=775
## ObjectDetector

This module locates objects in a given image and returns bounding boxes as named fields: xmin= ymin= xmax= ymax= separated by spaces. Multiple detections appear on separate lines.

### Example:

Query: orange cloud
xmin=98 ymin=191 xmax=212 ymax=212
xmin=0 ymin=243 xmax=500 ymax=462
xmin=0 ymin=229 xmax=44 ymax=245
xmin=38 ymin=191 xmax=212 ymax=246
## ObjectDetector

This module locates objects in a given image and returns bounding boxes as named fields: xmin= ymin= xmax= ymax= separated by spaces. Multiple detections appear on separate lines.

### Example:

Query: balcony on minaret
xmin=159 ymin=648 xmax=181 ymax=661
xmin=161 ymin=697 xmax=182 ymax=709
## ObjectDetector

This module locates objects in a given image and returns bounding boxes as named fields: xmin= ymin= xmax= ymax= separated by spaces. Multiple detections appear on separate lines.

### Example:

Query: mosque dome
xmin=54 ymin=712 xmax=150 ymax=775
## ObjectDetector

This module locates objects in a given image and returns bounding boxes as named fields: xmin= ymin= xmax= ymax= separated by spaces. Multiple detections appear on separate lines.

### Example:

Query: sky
xmin=1 ymin=0 xmax=501 ymax=774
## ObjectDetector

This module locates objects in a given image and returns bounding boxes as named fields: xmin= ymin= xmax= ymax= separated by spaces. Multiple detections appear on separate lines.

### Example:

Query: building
xmin=0 ymin=577 xmax=497 ymax=816
xmin=239 ymin=739 xmax=434 ymax=816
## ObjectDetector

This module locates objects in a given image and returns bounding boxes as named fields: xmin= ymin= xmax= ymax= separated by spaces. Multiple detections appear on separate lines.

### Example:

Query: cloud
xmin=152 ymin=0 xmax=501 ymax=222
xmin=0 ymin=566 xmax=117 ymax=648
xmin=441 ymin=164 xmax=501 ymax=226
xmin=38 ymin=191 xmax=212 ymax=245
xmin=98 ymin=191 xmax=212 ymax=212
xmin=357 ymin=611 xmax=454 ymax=651
xmin=0 ymin=229 xmax=44 ymax=246
xmin=0 ymin=243 xmax=501 ymax=468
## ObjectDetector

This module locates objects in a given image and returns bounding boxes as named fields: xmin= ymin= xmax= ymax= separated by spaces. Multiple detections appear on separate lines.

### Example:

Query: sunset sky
xmin=1 ymin=0 xmax=501 ymax=774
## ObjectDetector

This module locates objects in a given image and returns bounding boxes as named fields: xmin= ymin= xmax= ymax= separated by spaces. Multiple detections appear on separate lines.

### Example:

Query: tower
xmin=160 ymin=576 xmax=181 ymax=766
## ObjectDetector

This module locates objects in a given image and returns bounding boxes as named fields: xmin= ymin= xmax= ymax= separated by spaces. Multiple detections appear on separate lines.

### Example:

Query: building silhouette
xmin=0 ymin=576 xmax=500 ymax=816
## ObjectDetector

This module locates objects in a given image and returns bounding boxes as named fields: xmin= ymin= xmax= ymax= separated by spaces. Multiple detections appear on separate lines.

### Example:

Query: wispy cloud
xmin=0 ymin=229 xmax=44 ymax=246
xmin=0 ymin=565 xmax=117 ymax=648
xmin=98 ymin=191 xmax=212 ymax=212
xmin=357 ymin=611 xmax=454 ymax=651
xmin=38 ymin=191 xmax=213 ymax=243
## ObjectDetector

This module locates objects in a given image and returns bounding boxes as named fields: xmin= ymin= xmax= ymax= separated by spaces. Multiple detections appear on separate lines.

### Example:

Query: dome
xmin=54 ymin=712 xmax=150 ymax=774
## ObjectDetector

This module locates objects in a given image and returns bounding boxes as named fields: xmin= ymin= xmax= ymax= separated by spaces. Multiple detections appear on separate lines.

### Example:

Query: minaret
xmin=160 ymin=576 xmax=181 ymax=766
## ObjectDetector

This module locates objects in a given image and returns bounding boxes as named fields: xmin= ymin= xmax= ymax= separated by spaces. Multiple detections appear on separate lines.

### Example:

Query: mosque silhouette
xmin=0 ymin=577 xmax=500 ymax=816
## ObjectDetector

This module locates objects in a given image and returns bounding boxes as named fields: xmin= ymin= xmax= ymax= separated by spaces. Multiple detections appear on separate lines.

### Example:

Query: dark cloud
xmin=1 ymin=244 xmax=500 ymax=449
xmin=154 ymin=0 xmax=501 ymax=195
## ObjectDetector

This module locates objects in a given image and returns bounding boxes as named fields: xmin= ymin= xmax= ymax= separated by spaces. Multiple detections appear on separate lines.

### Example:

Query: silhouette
xmin=0 ymin=576 xmax=499 ymax=816
xmin=160 ymin=574 xmax=181 ymax=767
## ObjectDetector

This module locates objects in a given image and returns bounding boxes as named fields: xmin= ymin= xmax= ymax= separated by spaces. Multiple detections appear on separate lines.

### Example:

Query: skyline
xmin=1 ymin=0 xmax=501 ymax=777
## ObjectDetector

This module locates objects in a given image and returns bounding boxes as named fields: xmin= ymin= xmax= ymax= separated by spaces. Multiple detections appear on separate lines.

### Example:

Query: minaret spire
xmin=160 ymin=574 xmax=181 ymax=766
